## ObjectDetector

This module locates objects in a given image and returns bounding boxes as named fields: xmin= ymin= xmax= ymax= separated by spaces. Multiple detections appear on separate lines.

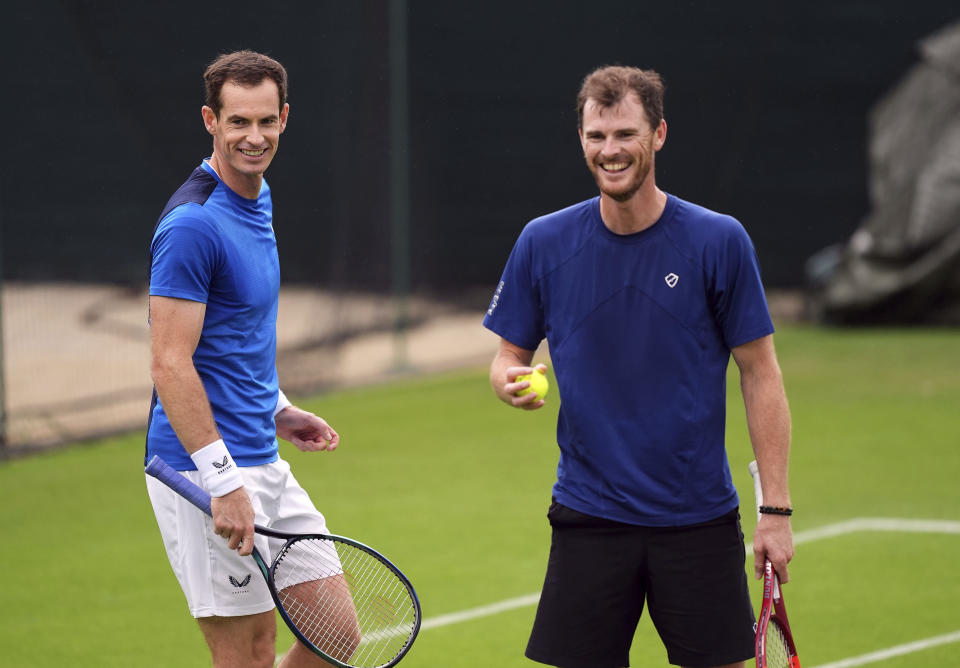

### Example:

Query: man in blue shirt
xmin=146 ymin=51 xmax=344 ymax=668
xmin=484 ymin=66 xmax=795 ymax=667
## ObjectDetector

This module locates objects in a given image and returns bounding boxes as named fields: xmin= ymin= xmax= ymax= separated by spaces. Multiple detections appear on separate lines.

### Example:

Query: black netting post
xmin=0 ymin=209 xmax=7 ymax=456
xmin=389 ymin=0 xmax=412 ymax=371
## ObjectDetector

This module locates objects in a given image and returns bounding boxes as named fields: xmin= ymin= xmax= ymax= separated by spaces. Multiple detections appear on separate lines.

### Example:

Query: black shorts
xmin=525 ymin=502 xmax=755 ymax=668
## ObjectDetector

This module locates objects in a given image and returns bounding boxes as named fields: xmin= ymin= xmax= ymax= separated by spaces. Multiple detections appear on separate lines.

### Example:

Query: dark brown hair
xmin=203 ymin=50 xmax=288 ymax=117
xmin=576 ymin=66 xmax=665 ymax=130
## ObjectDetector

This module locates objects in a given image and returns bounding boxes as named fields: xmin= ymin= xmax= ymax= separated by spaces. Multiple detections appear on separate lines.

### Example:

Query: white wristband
xmin=275 ymin=389 xmax=292 ymax=417
xmin=190 ymin=439 xmax=243 ymax=497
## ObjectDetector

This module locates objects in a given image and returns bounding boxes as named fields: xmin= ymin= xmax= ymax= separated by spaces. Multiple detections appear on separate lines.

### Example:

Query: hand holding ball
xmin=516 ymin=368 xmax=549 ymax=400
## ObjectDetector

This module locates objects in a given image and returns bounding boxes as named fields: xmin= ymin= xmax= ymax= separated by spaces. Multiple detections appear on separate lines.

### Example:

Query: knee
xmin=251 ymin=624 xmax=278 ymax=668
xmin=344 ymin=623 xmax=362 ymax=656
xmin=327 ymin=622 xmax=362 ymax=663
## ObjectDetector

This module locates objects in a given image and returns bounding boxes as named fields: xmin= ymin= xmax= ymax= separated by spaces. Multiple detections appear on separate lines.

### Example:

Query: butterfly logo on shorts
xmin=212 ymin=456 xmax=230 ymax=469
xmin=229 ymin=574 xmax=252 ymax=588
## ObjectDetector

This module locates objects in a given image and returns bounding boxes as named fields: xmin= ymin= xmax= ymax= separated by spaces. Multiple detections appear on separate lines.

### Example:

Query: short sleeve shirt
xmin=483 ymin=194 xmax=774 ymax=525
xmin=147 ymin=160 xmax=282 ymax=469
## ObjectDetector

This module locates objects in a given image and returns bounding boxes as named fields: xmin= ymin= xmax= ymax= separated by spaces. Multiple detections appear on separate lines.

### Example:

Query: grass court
xmin=1 ymin=324 xmax=958 ymax=666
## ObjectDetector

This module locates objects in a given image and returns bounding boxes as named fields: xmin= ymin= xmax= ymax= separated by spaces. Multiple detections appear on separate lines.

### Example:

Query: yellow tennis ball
xmin=516 ymin=369 xmax=549 ymax=400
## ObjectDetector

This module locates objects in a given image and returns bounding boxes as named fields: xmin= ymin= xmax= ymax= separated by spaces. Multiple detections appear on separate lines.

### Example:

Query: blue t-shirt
xmin=146 ymin=160 xmax=282 ymax=470
xmin=483 ymin=194 xmax=774 ymax=526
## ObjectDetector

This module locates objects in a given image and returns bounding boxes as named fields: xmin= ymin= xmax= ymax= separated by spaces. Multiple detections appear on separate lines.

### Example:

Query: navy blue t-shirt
xmin=147 ymin=160 xmax=282 ymax=470
xmin=483 ymin=194 xmax=774 ymax=526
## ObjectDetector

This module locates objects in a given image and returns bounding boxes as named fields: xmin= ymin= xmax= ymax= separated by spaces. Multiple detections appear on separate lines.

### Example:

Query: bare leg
xmin=197 ymin=610 xmax=277 ymax=668
xmin=277 ymin=639 xmax=338 ymax=667
xmin=277 ymin=574 xmax=361 ymax=663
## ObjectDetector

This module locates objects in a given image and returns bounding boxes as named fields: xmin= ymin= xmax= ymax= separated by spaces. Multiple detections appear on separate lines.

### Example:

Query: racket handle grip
xmin=748 ymin=459 xmax=763 ymax=521
xmin=145 ymin=455 xmax=213 ymax=516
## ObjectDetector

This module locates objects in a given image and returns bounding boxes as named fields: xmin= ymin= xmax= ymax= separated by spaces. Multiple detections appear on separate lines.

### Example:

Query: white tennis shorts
xmin=146 ymin=457 xmax=331 ymax=618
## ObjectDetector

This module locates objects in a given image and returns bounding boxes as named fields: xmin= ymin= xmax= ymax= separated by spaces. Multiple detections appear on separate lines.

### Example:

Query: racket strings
xmin=280 ymin=585 xmax=359 ymax=662
xmin=274 ymin=537 xmax=417 ymax=668
xmin=763 ymin=619 xmax=792 ymax=668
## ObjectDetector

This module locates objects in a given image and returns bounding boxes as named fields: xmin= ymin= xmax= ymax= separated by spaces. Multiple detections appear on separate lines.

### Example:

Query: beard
xmin=588 ymin=152 xmax=653 ymax=203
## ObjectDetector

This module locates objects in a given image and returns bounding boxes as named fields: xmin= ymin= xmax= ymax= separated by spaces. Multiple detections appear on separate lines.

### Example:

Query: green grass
xmin=1 ymin=324 xmax=958 ymax=666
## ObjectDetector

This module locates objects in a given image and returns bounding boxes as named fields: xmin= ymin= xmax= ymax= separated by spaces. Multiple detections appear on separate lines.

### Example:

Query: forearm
xmin=741 ymin=361 xmax=792 ymax=507
xmin=733 ymin=335 xmax=794 ymax=578
xmin=152 ymin=359 xmax=221 ymax=454
xmin=149 ymin=296 xmax=221 ymax=455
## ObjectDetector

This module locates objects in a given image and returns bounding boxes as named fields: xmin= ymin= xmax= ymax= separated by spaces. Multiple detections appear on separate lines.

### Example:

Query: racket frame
xmin=749 ymin=460 xmax=800 ymax=668
xmin=145 ymin=454 xmax=421 ymax=668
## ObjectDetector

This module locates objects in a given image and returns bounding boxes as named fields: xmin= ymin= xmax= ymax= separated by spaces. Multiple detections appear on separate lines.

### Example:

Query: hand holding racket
xmin=749 ymin=460 xmax=800 ymax=668
xmin=146 ymin=455 xmax=421 ymax=668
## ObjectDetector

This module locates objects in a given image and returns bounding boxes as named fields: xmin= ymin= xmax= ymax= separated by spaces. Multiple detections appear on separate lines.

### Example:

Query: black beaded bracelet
xmin=758 ymin=505 xmax=793 ymax=516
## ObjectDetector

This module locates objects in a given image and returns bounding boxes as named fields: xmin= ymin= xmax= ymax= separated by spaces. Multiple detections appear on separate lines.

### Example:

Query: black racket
xmin=146 ymin=455 xmax=421 ymax=668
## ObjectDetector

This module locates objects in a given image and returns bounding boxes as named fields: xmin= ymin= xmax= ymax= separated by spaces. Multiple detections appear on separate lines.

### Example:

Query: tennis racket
xmin=146 ymin=455 xmax=421 ymax=668
xmin=749 ymin=460 xmax=800 ymax=668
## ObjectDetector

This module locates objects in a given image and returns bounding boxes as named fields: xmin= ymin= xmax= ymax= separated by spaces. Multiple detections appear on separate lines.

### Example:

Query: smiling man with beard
xmin=483 ymin=66 xmax=795 ymax=668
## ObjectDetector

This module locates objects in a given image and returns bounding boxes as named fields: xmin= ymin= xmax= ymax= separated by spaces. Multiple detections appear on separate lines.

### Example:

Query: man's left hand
xmin=753 ymin=514 xmax=794 ymax=583
xmin=276 ymin=406 xmax=340 ymax=452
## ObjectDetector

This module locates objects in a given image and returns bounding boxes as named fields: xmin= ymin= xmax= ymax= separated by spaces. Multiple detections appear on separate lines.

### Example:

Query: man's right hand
xmin=490 ymin=338 xmax=547 ymax=410
xmin=210 ymin=487 xmax=256 ymax=556
xmin=504 ymin=363 xmax=549 ymax=410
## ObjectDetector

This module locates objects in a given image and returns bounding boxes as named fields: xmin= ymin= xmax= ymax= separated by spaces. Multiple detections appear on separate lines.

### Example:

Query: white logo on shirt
xmin=487 ymin=281 xmax=504 ymax=316
xmin=664 ymin=273 xmax=679 ymax=288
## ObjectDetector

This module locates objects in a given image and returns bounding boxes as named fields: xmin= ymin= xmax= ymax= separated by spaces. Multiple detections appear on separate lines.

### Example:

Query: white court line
xmin=274 ymin=518 xmax=960 ymax=665
xmin=422 ymin=517 xmax=960 ymax=632
xmin=420 ymin=593 xmax=541 ymax=630
xmin=744 ymin=517 xmax=960 ymax=553
xmin=810 ymin=629 xmax=960 ymax=668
